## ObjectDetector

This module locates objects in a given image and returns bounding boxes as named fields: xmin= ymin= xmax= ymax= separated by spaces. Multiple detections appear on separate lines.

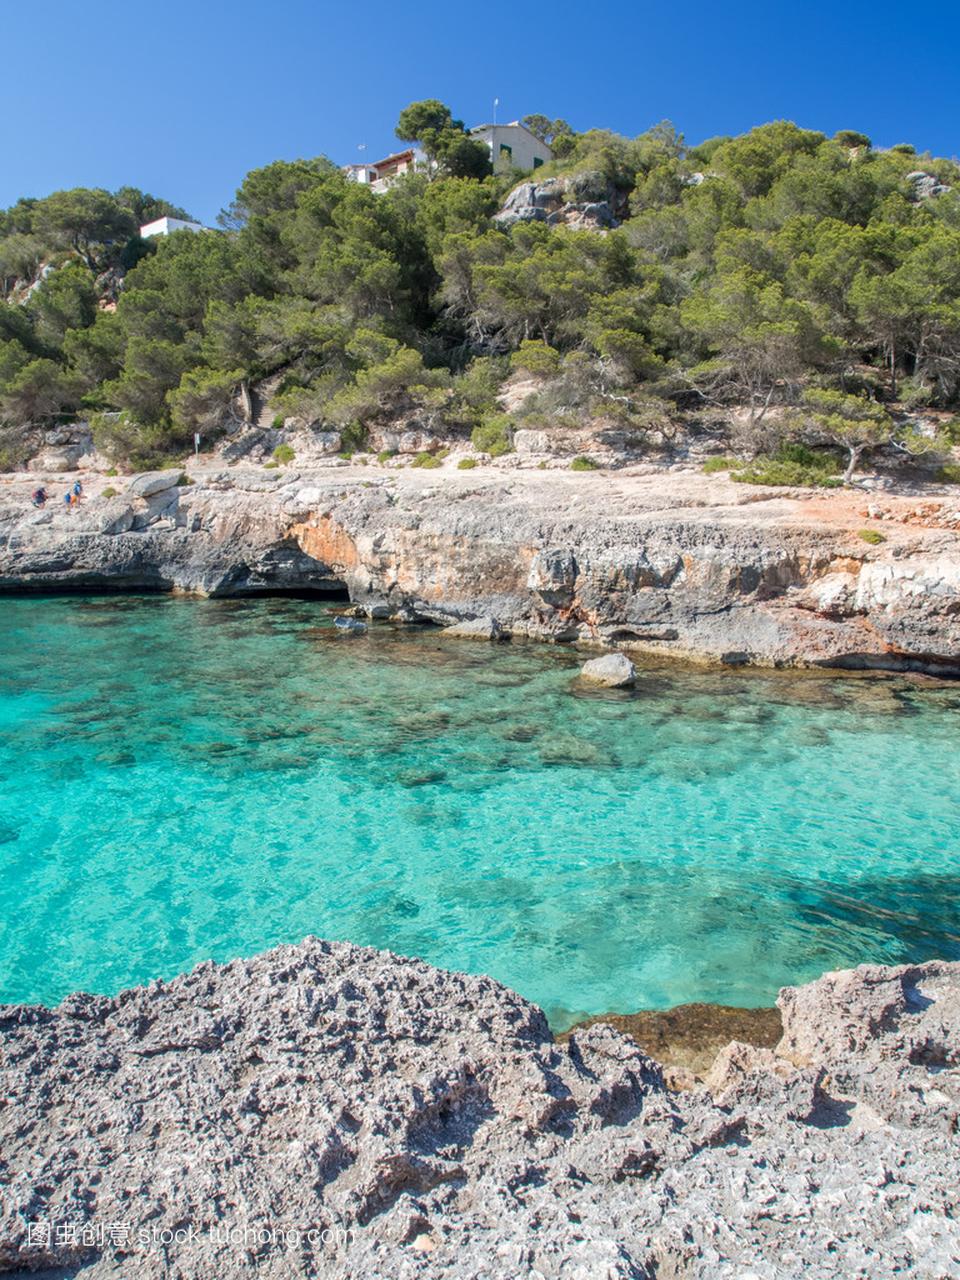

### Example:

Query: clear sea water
xmin=0 ymin=595 xmax=958 ymax=1027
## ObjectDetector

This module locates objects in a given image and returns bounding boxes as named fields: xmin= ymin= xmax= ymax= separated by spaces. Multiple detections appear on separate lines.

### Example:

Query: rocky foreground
xmin=0 ymin=942 xmax=957 ymax=1279
xmin=2 ymin=462 xmax=960 ymax=674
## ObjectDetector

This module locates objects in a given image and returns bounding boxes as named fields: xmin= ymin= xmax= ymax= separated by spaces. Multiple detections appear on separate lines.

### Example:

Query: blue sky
xmin=3 ymin=0 xmax=958 ymax=224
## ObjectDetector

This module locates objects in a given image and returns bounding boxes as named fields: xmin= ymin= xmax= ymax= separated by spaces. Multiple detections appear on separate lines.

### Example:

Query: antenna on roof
xmin=493 ymin=97 xmax=499 ymax=127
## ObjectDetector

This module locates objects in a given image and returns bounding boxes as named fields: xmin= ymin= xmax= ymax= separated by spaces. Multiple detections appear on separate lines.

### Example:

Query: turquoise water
xmin=0 ymin=595 xmax=958 ymax=1027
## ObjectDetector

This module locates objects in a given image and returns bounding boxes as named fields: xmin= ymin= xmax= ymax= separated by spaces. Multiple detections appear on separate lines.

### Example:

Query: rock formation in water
xmin=1 ymin=465 xmax=960 ymax=673
xmin=0 ymin=942 xmax=957 ymax=1278
xmin=579 ymin=651 xmax=637 ymax=687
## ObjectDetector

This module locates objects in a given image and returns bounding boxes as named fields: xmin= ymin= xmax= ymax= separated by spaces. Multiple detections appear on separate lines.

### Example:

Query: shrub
xmin=105 ymin=466 xmax=118 ymax=477
xmin=263 ymin=461 xmax=278 ymax=469
xmin=858 ymin=529 xmax=886 ymax=544
xmin=272 ymin=414 xmax=285 ymax=430
xmin=338 ymin=450 xmax=353 ymax=460
xmin=272 ymin=443 xmax=295 ymax=464
xmin=176 ymin=472 xmax=194 ymax=486
xmin=733 ymin=460 xmax=842 ymax=487
xmin=90 ymin=410 xmax=180 ymax=471
xmin=0 ymin=427 xmax=32 ymax=472
xmin=471 ymin=415 xmax=513 ymax=457
xmin=340 ymin=420 xmax=369 ymax=453
xmin=457 ymin=457 xmax=478 ymax=469
xmin=571 ymin=455 xmax=600 ymax=471
xmin=938 ymin=463 xmax=960 ymax=484
xmin=377 ymin=449 xmax=397 ymax=464
xmin=510 ymin=339 xmax=562 ymax=379
xmin=411 ymin=451 xmax=442 ymax=468
xmin=101 ymin=486 xmax=117 ymax=497
xmin=703 ymin=456 xmax=737 ymax=473
xmin=732 ymin=443 xmax=843 ymax=487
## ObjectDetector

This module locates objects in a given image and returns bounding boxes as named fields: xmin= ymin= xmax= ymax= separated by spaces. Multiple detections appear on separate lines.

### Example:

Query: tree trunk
xmin=843 ymin=444 xmax=863 ymax=486
xmin=238 ymin=380 xmax=253 ymax=423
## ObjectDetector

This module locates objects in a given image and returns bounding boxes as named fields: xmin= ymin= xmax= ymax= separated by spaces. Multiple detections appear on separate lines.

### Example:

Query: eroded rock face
xmin=1 ymin=467 xmax=960 ymax=672
xmin=0 ymin=945 xmax=957 ymax=1278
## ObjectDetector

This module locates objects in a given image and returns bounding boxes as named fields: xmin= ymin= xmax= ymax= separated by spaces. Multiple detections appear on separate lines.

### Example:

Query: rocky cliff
xmin=1 ymin=942 xmax=957 ymax=1278
xmin=2 ymin=464 xmax=960 ymax=672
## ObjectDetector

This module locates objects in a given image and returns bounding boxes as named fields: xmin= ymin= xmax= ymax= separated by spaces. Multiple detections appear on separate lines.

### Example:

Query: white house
xmin=469 ymin=121 xmax=553 ymax=175
xmin=139 ymin=216 xmax=207 ymax=239
xmin=343 ymin=149 xmax=420 ymax=194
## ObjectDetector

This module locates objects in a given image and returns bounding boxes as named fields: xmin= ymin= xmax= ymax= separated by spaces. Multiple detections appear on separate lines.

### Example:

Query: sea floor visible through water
xmin=0 ymin=594 xmax=958 ymax=1028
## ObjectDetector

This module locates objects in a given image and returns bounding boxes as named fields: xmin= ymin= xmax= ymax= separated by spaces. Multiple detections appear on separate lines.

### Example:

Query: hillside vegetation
xmin=2 ymin=103 xmax=960 ymax=474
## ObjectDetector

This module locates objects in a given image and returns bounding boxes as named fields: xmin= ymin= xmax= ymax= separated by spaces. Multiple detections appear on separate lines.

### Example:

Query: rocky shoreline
xmin=0 ymin=941 xmax=957 ymax=1278
xmin=2 ymin=462 xmax=960 ymax=674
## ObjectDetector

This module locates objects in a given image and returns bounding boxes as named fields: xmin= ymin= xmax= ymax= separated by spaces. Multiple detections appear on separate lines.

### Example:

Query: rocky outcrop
xmin=1 ymin=466 xmax=960 ymax=672
xmin=1 ymin=944 xmax=957 ymax=1278
xmin=495 ymin=173 xmax=626 ymax=230
xmin=126 ymin=468 xmax=181 ymax=497
xmin=906 ymin=169 xmax=952 ymax=201
xmin=25 ymin=422 xmax=98 ymax=473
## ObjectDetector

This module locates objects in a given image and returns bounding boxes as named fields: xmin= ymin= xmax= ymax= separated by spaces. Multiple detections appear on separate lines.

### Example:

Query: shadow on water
xmin=788 ymin=871 xmax=960 ymax=955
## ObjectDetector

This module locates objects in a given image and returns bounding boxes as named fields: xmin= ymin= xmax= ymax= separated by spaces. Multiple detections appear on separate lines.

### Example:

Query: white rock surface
xmin=127 ymin=469 xmax=181 ymax=498
xmin=580 ymin=651 xmax=636 ymax=686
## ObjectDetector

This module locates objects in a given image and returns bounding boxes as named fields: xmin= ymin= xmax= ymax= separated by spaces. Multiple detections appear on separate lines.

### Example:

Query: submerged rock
xmin=0 ymin=945 xmax=958 ymax=1278
xmin=334 ymin=615 xmax=368 ymax=634
xmin=580 ymin=651 xmax=636 ymax=687
xmin=442 ymin=615 xmax=506 ymax=640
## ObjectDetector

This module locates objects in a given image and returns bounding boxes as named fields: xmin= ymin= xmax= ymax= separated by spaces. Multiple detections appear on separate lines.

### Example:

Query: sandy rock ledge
xmin=0 ymin=941 xmax=957 ymax=1278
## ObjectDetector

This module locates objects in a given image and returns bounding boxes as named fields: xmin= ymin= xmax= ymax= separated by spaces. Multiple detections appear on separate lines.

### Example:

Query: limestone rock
xmin=776 ymin=959 xmax=960 ymax=1069
xmin=494 ymin=174 xmax=624 ymax=231
xmin=127 ymin=469 xmax=181 ymax=498
xmin=94 ymin=499 xmax=136 ymax=536
xmin=1 ymin=468 xmax=959 ymax=672
xmin=906 ymin=170 xmax=951 ymax=201
xmin=703 ymin=1039 xmax=797 ymax=1102
xmin=513 ymin=428 xmax=552 ymax=455
xmin=580 ymin=651 xmax=636 ymax=687
xmin=442 ymin=615 xmax=506 ymax=640
xmin=28 ymin=448 xmax=82 ymax=472
xmin=1 ymin=945 xmax=959 ymax=1278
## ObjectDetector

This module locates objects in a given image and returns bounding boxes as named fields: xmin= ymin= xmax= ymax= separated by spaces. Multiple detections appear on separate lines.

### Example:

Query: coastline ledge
xmin=1 ymin=939 xmax=958 ymax=1277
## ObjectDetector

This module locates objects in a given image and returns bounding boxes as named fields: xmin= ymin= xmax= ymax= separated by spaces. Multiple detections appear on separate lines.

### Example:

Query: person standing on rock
xmin=31 ymin=487 xmax=46 ymax=508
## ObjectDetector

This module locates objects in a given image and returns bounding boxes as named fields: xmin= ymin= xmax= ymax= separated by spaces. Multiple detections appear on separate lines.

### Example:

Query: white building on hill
xmin=469 ymin=121 xmax=553 ymax=174
xmin=139 ymin=216 xmax=207 ymax=239
xmin=342 ymin=149 xmax=419 ymax=194
xmin=343 ymin=121 xmax=553 ymax=194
